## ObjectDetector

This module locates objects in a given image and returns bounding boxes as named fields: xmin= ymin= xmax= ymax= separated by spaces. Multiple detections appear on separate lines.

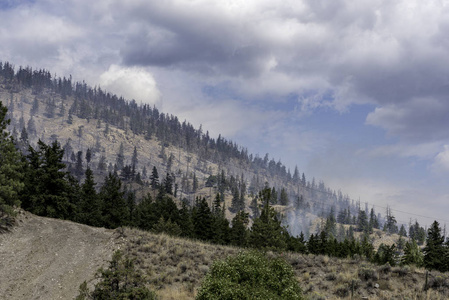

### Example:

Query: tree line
xmin=1 ymin=101 xmax=448 ymax=273
xmin=1 ymin=60 xmax=363 ymax=224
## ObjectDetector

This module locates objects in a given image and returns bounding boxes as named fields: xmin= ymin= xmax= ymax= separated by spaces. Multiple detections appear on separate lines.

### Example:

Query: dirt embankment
xmin=0 ymin=211 xmax=123 ymax=300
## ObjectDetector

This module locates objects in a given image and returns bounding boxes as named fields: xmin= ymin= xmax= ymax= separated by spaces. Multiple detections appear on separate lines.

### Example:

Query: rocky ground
xmin=0 ymin=211 xmax=123 ymax=300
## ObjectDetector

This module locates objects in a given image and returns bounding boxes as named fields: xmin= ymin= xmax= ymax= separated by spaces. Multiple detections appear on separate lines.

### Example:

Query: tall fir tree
xmin=249 ymin=187 xmax=287 ymax=250
xmin=21 ymin=140 xmax=74 ymax=219
xmin=100 ymin=173 xmax=129 ymax=229
xmin=0 ymin=102 xmax=24 ymax=211
xmin=78 ymin=168 xmax=103 ymax=227
xmin=423 ymin=221 xmax=446 ymax=272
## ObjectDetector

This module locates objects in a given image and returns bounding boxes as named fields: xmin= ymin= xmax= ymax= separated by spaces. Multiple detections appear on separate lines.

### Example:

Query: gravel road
xmin=0 ymin=211 xmax=121 ymax=300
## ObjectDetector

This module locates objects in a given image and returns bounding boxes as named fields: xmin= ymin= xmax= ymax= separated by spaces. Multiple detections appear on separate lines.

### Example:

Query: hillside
xmin=1 ymin=213 xmax=449 ymax=299
xmin=0 ymin=62 xmax=396 ymax=237
xmin=0 ymin=210 xmax=122 ymax=300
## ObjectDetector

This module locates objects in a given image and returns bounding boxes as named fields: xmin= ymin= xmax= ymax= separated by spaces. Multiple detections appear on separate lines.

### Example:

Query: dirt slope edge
xmin=0 ymin=211 xmax=122 ymax=300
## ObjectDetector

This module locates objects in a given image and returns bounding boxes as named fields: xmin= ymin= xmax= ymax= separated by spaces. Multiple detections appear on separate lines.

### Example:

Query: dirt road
xmin=0 ymin=211 xmax=121 ymax=300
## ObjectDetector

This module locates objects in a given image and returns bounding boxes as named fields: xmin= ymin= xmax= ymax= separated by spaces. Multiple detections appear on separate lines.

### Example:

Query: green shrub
xmin=196 ymin=251 xmax=303 ymax=300
xmin=76 ymin=250 xmax=156 ymax=300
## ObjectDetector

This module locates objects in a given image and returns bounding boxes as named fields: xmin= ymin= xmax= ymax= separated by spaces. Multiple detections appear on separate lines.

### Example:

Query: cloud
xmin=99 ymin=65 xmax=161 ymax=106
xmin=431 ymin=145 xmax=449 ymax=174
xmin=366 ymin=97 xmax=449 ymax=143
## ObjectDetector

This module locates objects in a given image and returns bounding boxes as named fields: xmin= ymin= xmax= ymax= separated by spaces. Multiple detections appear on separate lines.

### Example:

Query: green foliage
xmin=196 ymin=251 xmax=303 ymax=300
xmin=100 ymin=173 xmax=129 ymax=229
xmin=0 ymin=101 xmax=24 ymax=210
xmin=424 ymin=221 xmax=446 ymax=272
xmin=249 ymin=187 xmax=287 ymax=250
xmin=21 ymin=140 xmax=75 ymax=219
xmin=401 ymin=239 xmax=424 ymax=267
xmin=78 ymin=168 xmax=103 ymax=227
xmin=77 ymin=250 xmax=156 ymax=300
xmin=192 ymin=197 xmax=213 ymax=241
xmin=152 ymin=216 xmax=182 ymax=236
xmin=229 ymin=211 xmax=249 ymax=247
xmin=373 ymin=243 xmax=397 ymax=266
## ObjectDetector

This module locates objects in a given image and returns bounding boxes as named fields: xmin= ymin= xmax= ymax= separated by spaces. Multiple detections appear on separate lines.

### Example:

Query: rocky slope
xmin=0 ymin=211 xmax=123 ymax=300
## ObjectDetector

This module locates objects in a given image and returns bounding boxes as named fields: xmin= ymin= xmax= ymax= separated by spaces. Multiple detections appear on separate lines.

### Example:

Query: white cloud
xmin=99 ymin=65 xmax=161 ymax=106
xmin=431 ymin=145 xmax=449 ymax=173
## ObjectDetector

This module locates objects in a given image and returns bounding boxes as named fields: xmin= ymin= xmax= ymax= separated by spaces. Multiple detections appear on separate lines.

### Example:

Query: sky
xmin=1 ymin=0 xmax=449 ymax=228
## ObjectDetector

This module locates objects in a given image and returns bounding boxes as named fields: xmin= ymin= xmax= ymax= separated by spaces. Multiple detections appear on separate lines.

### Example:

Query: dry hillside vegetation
xmin=1 ymin=213 xmax=449 ymax=299
xmin=119 ymin=228 xmax=449 ymax=300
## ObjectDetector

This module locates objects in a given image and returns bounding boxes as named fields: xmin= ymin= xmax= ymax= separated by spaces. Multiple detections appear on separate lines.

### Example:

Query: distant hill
xmin=0 ymin=61 xmax=380 ymax=235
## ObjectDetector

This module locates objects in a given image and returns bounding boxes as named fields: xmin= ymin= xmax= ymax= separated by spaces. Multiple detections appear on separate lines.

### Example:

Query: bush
xmin=76 ymin=250 xmax=156 ymax=300
xmin=358 ymin=266 xmax=378 ymax=281
xmin=196 ymin=251 xmax=303 ymax=300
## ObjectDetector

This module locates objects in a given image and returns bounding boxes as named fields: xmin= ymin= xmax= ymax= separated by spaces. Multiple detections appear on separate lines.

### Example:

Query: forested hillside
xmin=3 ymin=61 xmax=449 ymax=299
xmin=2 ymin=61 xmax=449 ymax=273
xmin=0 ymin=61 xmax=377 ymax=233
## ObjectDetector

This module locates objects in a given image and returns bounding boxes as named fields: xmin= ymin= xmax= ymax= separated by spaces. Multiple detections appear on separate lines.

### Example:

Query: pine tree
xmin=402 ymin=239 xmax=423 ymax=267
xmin=21 ymin=140 xmax=73 ymax=219
xmin=178 ymin=201 xmax=194 ymax=238
xmin=116 ymin=142 xmax=125 ymax=171
xmin=100 ymin=173 xmax=129 ymax=229
xmin=192 ymin=197 xmax=213 ymax=241
xmin=75 ymin=150 xmax=84 ymax=177
xmin=78 ymin=168 xmax=102 ymax=227
xmin=248 ymin=187 xmax=287 ymax=250
xmin=423 ymin=221 xmax=446 ymax=271
xmin=0 ymin=102 xmax=24 ymax=211
xmin=357 ymin=209 xmax=369 ymax=233
xmin=279 ymin=188 xmax=289 ymax=205
xmin=150 ymin=166 xmax=159 ymax=190
xmin=229 ymin=211 xmax=249 ymax=247
xmin=85 ymin=148 xmax=92 ymax=167
xmin=398 ymin=224 xmax=407 ymax=237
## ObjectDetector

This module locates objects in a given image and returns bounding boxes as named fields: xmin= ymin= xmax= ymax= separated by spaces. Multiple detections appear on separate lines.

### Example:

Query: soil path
xmin=0 ymin=211 xmax=121 ymax=300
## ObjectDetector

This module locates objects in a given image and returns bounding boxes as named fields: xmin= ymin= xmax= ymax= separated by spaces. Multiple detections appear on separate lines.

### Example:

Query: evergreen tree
xmin=0 ymin=102 xmax=24 ymax=212
xmin=149 ymin=166 xmax=159 ymax=190
xmin=192 ymin=197 xmax=213 ymax=241
xmin=229 ymin=211 xmax=249 ymax=247
xmin=84 ymin=250 xmax=156 ymax=300
xmin=249 ymin=195 xmax=260 ymax=219
xmin=75 ymin=150 xmax=84 ymax=177
xmin=249 ymin=187 xmax=287 ymax=250
xmin=402 ymin=239 xmax=423 ymax=267
xmin=162 ymin=172 xmax=174 ymax=195
xmin=97 ymin=155 xmax=107 ymax=172
xmin=178 ymin=201 xmax=194 ymax=238
xmin=116 ymin=142 xmax=125 ymax=171
xmin=21 ymin=140 xmax=74 ymax=219
xmin=78 ymin=168 xmax=102 ymax=227
xmin=423 ymin=221 xmax=446 ymax=271
xmin=85 ymin=148 xmax=92 ymax=167
xmin=131 ymin=146 xmax=138 ymax=178
xmin=279 ymin=188 xmax=289 ymax=205
xmin=30 ymin=97 xmax=39 ymax=116
xmin=324 ymin=209 xmax=337 ymax=239
xmin=369 ymin=208 xmax=379 ymax=231
xmin=211 ymin=200 xmax=230 ymax=245
xmin=27 ymin=116 xmax=37 ymax=136
xmin=192 ymin=172 xmax=198 ymax=193
xmin=409 ymin=220 xmax=426 ymax=245
xmin=100 ymin=173 xmax=129 ymax=229
xmin=357 ymin=209 xmax=369 ymax=233
xmin=134 ymin=194 xmax=156 ymax=231
xmin=398 ymin=224 xmax=407 ymax=237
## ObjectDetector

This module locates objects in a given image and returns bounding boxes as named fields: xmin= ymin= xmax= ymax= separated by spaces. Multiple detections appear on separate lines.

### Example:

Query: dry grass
xmin=114 ymin=227 xmax=449 ymax=300
xmin=120 ymin=228 xmax=239 ymax=299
